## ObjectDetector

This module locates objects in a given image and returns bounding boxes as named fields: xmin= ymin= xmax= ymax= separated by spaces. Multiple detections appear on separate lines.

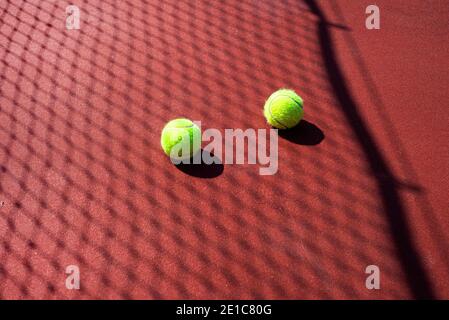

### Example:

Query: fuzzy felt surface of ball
xmin=161 ymin=118 xmax=201 ymax=161
xmin=263 ymin=89 xmax=304 ymax=129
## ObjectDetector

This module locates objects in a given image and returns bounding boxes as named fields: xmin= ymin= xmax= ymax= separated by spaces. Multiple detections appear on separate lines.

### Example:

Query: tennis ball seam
xmin=273 ymin=94 xmax=304 ymax=111
xmin=267 ymin=94 xmax=303 ymax=129
xmin=267 ymin=104 xmax=288 ymax=129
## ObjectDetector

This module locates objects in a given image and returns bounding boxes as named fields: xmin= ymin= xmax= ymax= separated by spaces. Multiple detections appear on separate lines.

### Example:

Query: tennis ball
xmin=263 ymin=89 xmax=304 ymax=129
xmin=161 ymin=118 xmax=201 ymax=161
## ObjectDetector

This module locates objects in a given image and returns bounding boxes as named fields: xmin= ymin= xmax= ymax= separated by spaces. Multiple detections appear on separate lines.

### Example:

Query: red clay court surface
xmin=0 ymin=0 xmax=448 ymax=299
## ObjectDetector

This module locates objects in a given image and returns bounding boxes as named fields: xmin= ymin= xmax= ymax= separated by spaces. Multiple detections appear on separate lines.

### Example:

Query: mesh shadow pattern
xmin=0 ymin=0 xmax=429 ymax=298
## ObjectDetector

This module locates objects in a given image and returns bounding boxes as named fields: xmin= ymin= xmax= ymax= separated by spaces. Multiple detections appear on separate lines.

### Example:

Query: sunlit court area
xmin=0 ymin=0 xmax=448 ymax=301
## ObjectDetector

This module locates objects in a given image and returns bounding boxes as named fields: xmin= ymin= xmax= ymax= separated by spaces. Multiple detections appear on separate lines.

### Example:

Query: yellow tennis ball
xmin=263 ymin=89 xmax=304 ymax=129
xmin=161 ymin=118 xmax=201 ymax=161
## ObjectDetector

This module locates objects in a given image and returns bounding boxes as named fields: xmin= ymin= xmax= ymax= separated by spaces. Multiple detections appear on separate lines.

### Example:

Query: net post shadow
xmin=305 ymin=0 xmax=435 ymax=299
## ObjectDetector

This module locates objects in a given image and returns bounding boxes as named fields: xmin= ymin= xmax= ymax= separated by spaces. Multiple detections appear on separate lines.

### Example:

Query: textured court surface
xmin=0 ymin=0 xmax=448 ymax=299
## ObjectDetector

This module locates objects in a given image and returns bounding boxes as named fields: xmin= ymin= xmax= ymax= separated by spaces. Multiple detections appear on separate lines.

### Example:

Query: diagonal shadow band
xmin=305 ymin=0 xmax=435 ymax=299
